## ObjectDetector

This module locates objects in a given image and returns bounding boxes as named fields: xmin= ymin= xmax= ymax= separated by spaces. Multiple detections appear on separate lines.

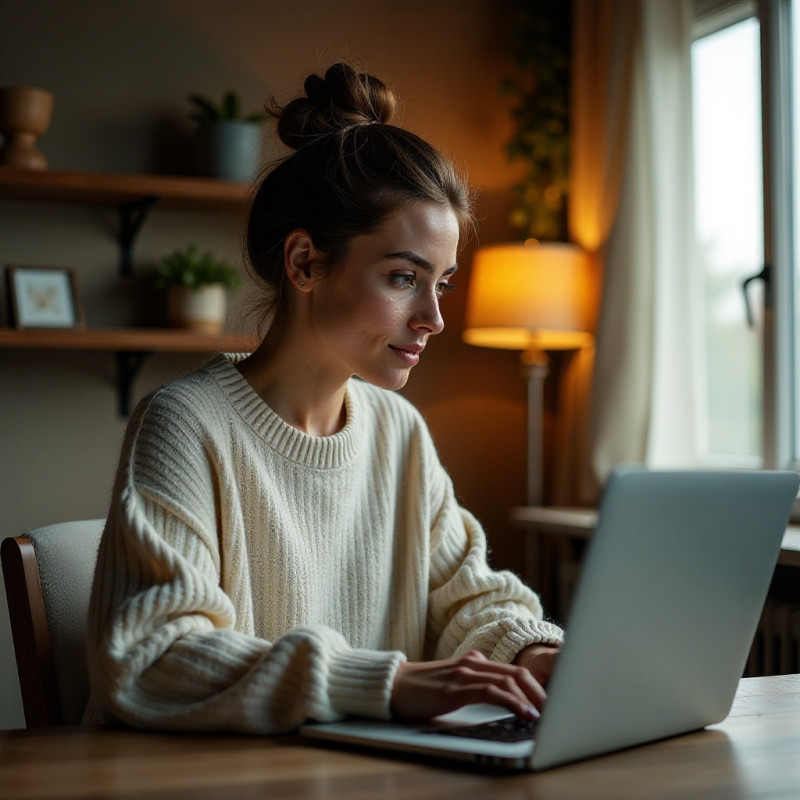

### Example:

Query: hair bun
xmin=276 ymin=63 xmax=397 ymax=150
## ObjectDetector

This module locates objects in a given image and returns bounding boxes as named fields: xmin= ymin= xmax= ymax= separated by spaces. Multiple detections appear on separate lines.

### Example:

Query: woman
xmin=86 ymin=63 xmax=563 ymax=733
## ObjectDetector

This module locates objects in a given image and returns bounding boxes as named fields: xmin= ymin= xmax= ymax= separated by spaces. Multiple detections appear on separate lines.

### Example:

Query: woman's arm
xmin=426 ymin=503 xmax=564 ymax=661
xmin=387 ymin=463 xmax=563 ymax=720
xmin=88 ymin=484 xmax=406 ymax=733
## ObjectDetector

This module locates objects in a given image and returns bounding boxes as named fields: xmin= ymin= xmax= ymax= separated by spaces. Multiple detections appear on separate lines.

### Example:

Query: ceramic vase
xmin=167 ymin=284 xmax=227 ymax=335
xmin=0 ymin=86 xmax=54 ymax=170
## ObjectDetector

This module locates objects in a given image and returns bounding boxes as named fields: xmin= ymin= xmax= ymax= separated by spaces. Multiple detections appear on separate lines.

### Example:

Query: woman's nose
xmin=410 ymin=291 xmax=444 ymax=335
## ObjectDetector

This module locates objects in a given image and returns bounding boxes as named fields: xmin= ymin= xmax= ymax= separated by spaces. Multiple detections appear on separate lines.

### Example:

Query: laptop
xmin=300 ymin=466 xmax=800 ymax=771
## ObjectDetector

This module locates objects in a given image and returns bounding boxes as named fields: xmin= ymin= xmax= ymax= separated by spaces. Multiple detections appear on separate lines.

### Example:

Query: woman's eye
xmin=390 ymin=273 xmax=455 ymax=296
xmin=391 ymin=274 xmax=416 ymax=289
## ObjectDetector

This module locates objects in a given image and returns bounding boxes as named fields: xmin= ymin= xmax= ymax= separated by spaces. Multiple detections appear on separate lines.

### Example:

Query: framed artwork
xmin=5 ymin=265 xmax=85 ymax=329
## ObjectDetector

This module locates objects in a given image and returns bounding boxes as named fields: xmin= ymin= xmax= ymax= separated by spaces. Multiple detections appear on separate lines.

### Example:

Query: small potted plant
xmin=155 ymin=244 xmax=241 ymax=335
xmin=188 ymin=90 xmax=267 ymax=182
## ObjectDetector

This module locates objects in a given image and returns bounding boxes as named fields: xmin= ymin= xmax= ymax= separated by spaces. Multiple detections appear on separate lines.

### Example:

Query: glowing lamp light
xmin=462 ymin=240 xmax=594 ymax=354
xmin=462 ymin=240 xmax=595 ymax=506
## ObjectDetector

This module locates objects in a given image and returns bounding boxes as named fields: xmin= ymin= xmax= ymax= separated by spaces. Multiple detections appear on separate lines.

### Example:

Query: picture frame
xmin=4 ymin=265 xmax=85 ymax=329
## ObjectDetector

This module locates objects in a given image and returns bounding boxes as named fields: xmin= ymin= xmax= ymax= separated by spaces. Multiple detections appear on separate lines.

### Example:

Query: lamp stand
xmin=523 ymin=351 xmax=549 ymax=507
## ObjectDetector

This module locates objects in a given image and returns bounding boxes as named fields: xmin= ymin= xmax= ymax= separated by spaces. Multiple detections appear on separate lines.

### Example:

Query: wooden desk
xmin=1 ymin=675 xmax=799 ymax=799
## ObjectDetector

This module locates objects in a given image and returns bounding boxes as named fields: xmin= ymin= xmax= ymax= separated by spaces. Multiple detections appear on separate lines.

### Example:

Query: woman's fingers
xmin=391 ymin=650 xmax=547 ymax=721
xmin=452 ymin=651 xmax=547 ymax=708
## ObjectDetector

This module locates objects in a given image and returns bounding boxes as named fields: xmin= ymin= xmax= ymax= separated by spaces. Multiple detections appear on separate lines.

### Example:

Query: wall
xmin=0 ymin=0 xmax=532 ymax=728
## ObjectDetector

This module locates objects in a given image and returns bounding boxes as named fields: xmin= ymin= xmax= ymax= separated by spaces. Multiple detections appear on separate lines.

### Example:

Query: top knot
xmin=274 ymin=63 xmax=398 ymax=150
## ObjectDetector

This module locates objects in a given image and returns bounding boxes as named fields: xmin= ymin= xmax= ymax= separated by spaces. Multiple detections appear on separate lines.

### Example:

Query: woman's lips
xmin=389 ymin=343 xmax=424 ymax=365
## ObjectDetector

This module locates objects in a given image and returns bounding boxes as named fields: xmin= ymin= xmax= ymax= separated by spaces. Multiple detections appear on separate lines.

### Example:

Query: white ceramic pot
xmin=167 ymin=284 xmax=227 ymax=335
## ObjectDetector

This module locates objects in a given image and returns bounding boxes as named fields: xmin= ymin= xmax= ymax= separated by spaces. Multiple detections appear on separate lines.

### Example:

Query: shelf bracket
xmin=115 ymin=351 xmax=152 ymax=417
xmin=118 ymin=196 xmax=160 ymax=276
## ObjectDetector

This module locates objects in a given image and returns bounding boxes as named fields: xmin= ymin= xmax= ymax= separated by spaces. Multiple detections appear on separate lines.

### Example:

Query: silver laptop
xmin=300 ymin=466 xmax=799 ymax=771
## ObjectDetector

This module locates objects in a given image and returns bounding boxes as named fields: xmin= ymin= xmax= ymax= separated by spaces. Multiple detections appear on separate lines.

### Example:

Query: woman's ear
xmin=284 ymin=230 xmax=321 ymax=292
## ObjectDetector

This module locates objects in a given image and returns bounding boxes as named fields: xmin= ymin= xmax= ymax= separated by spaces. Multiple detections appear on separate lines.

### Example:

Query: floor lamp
xmin=462 ymin=241 xmax=594 ymax=507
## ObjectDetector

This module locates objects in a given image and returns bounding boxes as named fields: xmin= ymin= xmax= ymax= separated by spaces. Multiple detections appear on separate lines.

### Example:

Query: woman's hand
xmin=390 ymin=650 xmax=546 ymax=722
xmin=513 ymin=643 xmax=560 ymax=686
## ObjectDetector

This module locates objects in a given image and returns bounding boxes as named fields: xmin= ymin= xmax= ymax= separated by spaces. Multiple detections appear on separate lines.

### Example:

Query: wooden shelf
xmin=0 ymin=167 xmax=251 ymax=211
xmin=0 ymin=327 xmax=260 ymax=415
xmin=0 ymin=327 xmax=259 ymax=353
xmin=1 ymin=168 xmax=258 ymax=413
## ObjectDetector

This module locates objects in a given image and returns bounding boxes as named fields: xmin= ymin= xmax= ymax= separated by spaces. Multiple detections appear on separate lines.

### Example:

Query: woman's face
xmin=307 ymin=200 xmax=460 ymax=390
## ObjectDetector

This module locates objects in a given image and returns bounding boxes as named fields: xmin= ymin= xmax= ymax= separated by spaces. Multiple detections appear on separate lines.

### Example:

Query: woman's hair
xmin=246 ymin=62 xmax=474 ymax=324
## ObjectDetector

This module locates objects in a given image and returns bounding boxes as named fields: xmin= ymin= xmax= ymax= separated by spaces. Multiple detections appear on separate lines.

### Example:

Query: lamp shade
xmin=462 ymin=241 xmax=594 ymax=352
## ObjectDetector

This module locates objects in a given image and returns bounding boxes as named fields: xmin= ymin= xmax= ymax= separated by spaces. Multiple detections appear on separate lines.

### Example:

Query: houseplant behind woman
xmin=85 ymin=63 xmax=563 ymax=734
xmin=188 ymin=90 xmax=267 ymax=182
xmin=155 ymin=244 xmax=241 ymax=334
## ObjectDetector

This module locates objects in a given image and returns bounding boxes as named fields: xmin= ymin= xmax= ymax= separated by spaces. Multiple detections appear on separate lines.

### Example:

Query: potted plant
xmin=155 ymin=244 xmax=241 ymax=335
xmin=188 ymin=90 xmax=267 ymax=182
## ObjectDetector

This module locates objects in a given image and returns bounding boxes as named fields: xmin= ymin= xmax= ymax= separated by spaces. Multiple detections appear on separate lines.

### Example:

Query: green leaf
xmin=187 ymin=90 xmax=266 ymax=123
xmin=153 ymin=245 xmax=241 ymax=290
xmin=222 ymin=91 xmax=240 ymax=120
xmin=187 ymin=93 xmax=220 ymax=121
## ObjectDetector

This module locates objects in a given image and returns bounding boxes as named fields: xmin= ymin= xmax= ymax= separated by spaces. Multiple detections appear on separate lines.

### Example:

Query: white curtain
xmin=570 ymin=0 xmax=699 ymax=491
xmin=639 ymin=0 xmax=701 ymax=468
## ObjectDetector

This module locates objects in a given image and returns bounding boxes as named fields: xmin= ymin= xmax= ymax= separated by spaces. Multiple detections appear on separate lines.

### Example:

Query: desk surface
xmin=1 ymin=675 xmax=799 ymax=800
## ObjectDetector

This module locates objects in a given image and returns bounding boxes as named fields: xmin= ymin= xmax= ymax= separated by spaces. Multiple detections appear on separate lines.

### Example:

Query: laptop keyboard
xmin=424 ymin=715 xmax=538 ymax=743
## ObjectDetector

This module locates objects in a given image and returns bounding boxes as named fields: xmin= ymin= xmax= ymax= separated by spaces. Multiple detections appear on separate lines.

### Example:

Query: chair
xmin=1 ymin=519 xmax=104 ymax=727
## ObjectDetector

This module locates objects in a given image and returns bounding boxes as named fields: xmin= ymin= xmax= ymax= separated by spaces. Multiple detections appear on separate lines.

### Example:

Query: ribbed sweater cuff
xmin=327 ymin=649 xmax=407 ymax=720
xmin=490 ymin=620 xmax=565 ymax=664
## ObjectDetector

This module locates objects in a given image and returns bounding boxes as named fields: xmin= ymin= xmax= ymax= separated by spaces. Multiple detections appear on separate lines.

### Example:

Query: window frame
xmin=759 ymin=0 xmax=796 ymax=472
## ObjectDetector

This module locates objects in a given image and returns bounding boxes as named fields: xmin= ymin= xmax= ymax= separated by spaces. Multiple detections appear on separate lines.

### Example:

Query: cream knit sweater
xmin=86 ymin=354 xmax=563 ymax=733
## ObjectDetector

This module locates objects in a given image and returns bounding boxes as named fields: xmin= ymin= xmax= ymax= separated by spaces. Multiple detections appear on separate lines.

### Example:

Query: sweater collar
xmin=204 ymin=354 xmax=363 ymax=469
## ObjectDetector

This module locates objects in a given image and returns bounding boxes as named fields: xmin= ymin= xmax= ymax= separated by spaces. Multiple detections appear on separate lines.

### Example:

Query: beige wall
xmin=0 ymin=0 xmax=533 ymax=727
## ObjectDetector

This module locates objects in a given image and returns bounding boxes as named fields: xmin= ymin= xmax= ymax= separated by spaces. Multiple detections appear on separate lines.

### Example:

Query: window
xmin=691 ymin=9 xmax=763 ymax=464
xmin=691 ymin=0 xmax=800 ymax=474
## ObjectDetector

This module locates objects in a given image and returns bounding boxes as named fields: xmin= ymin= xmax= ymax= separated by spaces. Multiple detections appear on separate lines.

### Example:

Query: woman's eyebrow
xmin=386 ymin=250 xmax=459 ymax=275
